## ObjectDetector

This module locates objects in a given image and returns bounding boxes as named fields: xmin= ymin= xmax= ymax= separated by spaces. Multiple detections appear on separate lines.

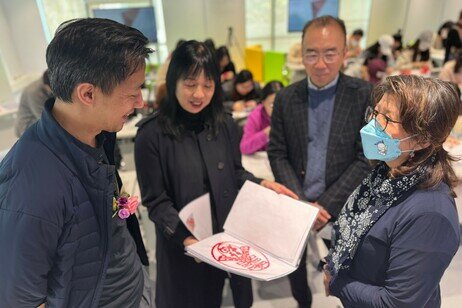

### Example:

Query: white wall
xmin=161 ymin=0 xmax=245 ymax=69
xmin=441 ymin=0 xmax=462 ymax=23
xmin=368 ymin=0 xmax=462 ymax=47
xmin=402 ymin=0 xmax=445 ymax=44
xmin=0 ymin=0 xmax=47 ymax=92
xmin=0 ymin=1 xmax=22 ymax=85
xmin=366 ymin=0 xmax=408 ymax=46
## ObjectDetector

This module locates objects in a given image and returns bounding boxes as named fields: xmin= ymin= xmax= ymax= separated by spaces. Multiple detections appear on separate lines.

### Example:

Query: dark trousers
xmin=205 ymin=267 xmax=253 ymax=308
xmin=155 ymin=249 xmax=253 ymax=308
xmin=288 ymin=249 xmax=312 ymax=308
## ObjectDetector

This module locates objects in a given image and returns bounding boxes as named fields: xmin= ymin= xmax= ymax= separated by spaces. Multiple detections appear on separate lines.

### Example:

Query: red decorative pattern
xmin=211 ymin=241 xmax=270 ymax=271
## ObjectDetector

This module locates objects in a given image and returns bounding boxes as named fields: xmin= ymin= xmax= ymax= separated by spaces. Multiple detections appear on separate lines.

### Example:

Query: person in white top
xmin=439 ymin=49 xmax=462 ymax=88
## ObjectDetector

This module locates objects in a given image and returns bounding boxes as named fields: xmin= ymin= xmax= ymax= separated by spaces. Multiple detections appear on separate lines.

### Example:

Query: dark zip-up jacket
xmin=0 ymin=99 xmax=146 ymax=307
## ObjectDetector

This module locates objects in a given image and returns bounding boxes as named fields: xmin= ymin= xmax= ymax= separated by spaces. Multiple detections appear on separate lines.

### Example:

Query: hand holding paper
xmin=260 ymin=179 xmax=299 ymax=200
xmin=179 ymin=181 xmax=319 ymax=281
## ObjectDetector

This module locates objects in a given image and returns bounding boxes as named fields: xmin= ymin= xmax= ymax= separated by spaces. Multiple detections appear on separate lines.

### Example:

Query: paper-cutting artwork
xmin=211 ymin=241 xmax=270 ymax=271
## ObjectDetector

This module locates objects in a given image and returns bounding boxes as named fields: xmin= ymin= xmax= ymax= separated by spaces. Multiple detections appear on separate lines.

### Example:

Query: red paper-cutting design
xmin=186 ymin=214 xmax=195 ymax=232
xmin=211 ymin=241 xmax=270 ymax=271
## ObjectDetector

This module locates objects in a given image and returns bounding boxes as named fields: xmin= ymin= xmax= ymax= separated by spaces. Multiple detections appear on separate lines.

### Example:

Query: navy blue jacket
xmin=0 ymin=100 xmax=145 ymax=307
xmin=330 ymin=183 xmax=460 ymax=307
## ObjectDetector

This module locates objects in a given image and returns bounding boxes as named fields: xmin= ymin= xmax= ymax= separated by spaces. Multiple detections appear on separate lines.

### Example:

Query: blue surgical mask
xmin=360 ymin=119 xmax=416 ymax=162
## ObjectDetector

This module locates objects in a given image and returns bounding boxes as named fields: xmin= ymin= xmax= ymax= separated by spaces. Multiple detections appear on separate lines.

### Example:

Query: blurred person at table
xmin=434 ymin=21 xmax=454 ymax=50
xmin=240 ymin=80 xmax=284 ymax=155
xmin=222 ymin=69 xmax=261 ymax=112
xmin=439 ymin=48 xmax=462 ymax=88
xmin=216 ymin=45 xmax=236 ymax=83
xmin=324 ymin=75 xmax=460 ymax=308
xmin=410 ymin=30 xmax=433 ymax=63
xmin=287 ymin=42 xmax=307 ymax=83
xmin=362 ymin=34 xmax=396 ymax=84
xmin=392 ymin=30 xmax=404 ymax=57
xmin=14 ymin=70 xmax=53 ymax=137
xmin=268 ymin=15 xmax=373 ymax=308
xmin=134 ymin=40 xmax=297 ymax=308
xmin=345 ymin=28 xmax=364 ymax=59
xmin=0 ymin=18 xmax=152 ymax=308
xmin=393 ymin=31 xmax=434 ymax=72
xmin=444 ymin=10 xmax=462 ymax=62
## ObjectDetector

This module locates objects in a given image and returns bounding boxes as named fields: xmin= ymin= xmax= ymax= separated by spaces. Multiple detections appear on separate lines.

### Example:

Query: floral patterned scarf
xmin=326 ymin=161 xmax=427 ymax=282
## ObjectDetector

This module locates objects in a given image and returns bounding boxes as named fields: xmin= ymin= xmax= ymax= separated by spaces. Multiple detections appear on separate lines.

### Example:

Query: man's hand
xmin=260 ymin=179 xmax=299 ymax=200
xmin=312 ymin=202 xmax=331 ymax=231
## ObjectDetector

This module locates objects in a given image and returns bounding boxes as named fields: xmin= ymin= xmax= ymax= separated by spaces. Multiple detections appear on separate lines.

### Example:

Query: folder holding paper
xmin=179 ymin=181 xmax=319 ymax=281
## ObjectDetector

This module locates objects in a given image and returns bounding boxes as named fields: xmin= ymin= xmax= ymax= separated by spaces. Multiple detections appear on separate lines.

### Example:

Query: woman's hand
xmin=183 ymin=236 xmax=201 ymax=263
xmin=260 ymin=179 xmax=299 ymax=200
xmin=323 ymin=263 xmax=331 ymax=296
xmin=183 ymin=235 xmax=199 ymax=246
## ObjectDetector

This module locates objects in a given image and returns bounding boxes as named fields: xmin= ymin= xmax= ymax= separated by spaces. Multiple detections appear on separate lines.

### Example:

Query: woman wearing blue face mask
xmin=323 ymin=75 xmax=461 ymax=307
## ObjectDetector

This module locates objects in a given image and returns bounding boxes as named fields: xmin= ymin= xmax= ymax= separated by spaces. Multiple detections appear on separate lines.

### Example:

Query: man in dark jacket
xmin=0 ymin=18 xmax=153 ymax=307
xmin=268 ymin=16 xmax=372 ymax=308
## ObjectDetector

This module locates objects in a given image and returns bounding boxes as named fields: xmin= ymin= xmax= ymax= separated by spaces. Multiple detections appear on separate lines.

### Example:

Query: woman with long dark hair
xmin=216 ymin=45 xmax=236 ymax=82
xmin=135 ymin=40 xmax=296 ymax=308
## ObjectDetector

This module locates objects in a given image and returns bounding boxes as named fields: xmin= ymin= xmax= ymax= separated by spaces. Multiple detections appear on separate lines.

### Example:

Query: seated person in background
xmin=346 ymin=29 xmax=364 ymax=59
xmin=14 ymin=70 xmax=53 ymax=137
xmin=362 ymin=34 xmax=395 ymax=84
xmin=287 ymin=42 xmax=306 ymax=83
xmin=444 ymin=10 xmax=462 ymax=62
xmin=411 ymin=30 xmax=433 ymax=63
xmin=434 ymin=21 xmax=454 ymax=49
xmin=240 ymin=80 xmax=283 ymax=155
xmin=394 ymin=30 xmax=434 ymax=70
xmin=216 ymin=46 xmax=236 ymax=82
xmin=222 ymin=69 xmax=261 ymax=112
xmin=287 ymin=42 xmax=302 ymax=65
xmin=439 ymin=49 xmax=462 ymax=88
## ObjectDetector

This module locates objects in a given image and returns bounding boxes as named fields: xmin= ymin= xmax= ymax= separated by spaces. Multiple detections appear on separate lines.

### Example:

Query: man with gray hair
xmin=0 ymin=18 xmax=153 ymax=307
xmin=268 ymin=15 xmax=372 ymax=307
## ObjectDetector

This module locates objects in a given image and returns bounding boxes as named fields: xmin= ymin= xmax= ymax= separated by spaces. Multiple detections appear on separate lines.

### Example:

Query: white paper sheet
xmin=186 ymin=233 xmax=296 ymax=281
xmin=178 ymin=193 xmax=212 ymax=241
xmin=224 ymin=181 xmax=319 ymax=267
xmin=183 ymin=181 xmax=319 ymax=281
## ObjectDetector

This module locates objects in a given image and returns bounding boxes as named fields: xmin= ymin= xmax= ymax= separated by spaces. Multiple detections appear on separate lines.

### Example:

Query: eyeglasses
xmin=302 ymin=51 xmax=341 ymax=64
xmin=364 ymin=106 xmax=401 ymax=132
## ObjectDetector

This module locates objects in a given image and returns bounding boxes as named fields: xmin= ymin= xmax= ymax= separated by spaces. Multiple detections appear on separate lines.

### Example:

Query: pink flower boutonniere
xmin=112 ymin=192 xmax=139 ymax=219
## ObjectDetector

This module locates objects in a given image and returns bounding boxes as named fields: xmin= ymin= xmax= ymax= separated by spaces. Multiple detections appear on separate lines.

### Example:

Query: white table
xmin=241 ymin=151 xmax=274 ymax=181
xmin=117 ymin=114 xmax=142 ymax=140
